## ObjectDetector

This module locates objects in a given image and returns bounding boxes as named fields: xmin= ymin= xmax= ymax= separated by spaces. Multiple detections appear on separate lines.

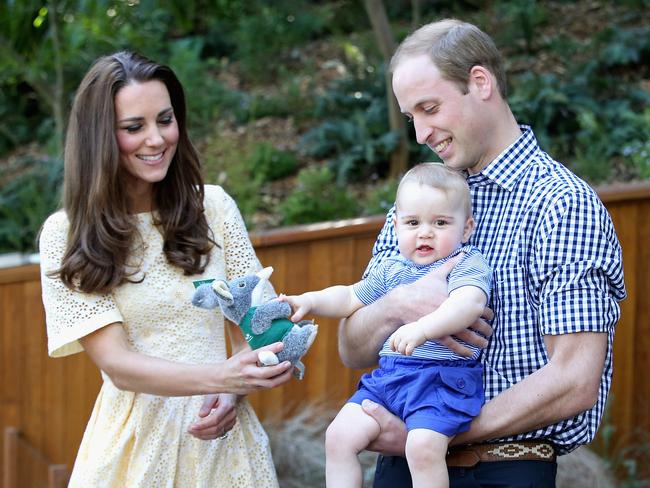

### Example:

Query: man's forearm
xmin=454 ymin=332 xmax=607 ymax=445
xmin=338 ymin=290 xmax=405 ymax=369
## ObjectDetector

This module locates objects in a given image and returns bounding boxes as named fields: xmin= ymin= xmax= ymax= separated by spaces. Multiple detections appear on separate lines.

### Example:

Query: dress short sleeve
xmin=203 ymin=185 xmax=276 ymax=301
xmin=39 ymin=211 xmax=123 ymax=357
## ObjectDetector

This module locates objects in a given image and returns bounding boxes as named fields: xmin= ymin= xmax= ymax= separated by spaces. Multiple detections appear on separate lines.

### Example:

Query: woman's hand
xmin=216 ymin=341 xmax=294 ymax=395
xmin=188 ymin=393 xmax=239 ymax=440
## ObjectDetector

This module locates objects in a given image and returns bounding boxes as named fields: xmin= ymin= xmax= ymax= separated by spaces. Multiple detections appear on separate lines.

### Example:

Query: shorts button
xmin=457 ymin=378 xmax=466 ymax=389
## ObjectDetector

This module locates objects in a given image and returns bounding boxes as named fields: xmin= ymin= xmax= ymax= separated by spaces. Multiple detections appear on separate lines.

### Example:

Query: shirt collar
xmin=467 ymin=125 xmax=539 ymax=192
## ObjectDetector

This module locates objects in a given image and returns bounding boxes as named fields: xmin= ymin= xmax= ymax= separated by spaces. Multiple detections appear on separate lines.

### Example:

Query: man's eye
xmin=423 ymin=106 xmax=437 ymax=114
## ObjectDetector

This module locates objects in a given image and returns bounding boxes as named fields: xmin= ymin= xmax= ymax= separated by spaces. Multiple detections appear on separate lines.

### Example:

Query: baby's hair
xmin=396 ymin=163 xmax=473 ymax=218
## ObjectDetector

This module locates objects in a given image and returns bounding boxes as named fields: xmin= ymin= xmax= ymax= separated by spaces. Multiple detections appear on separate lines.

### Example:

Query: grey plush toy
xmin=192 ymin=267 xmax=318 ymax=380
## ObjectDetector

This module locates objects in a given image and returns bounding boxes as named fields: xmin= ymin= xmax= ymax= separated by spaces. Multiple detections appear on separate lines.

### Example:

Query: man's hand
xmin=361 ymin=400 xmax=408 ymax=457
xmin=436 ymin=309 xmax=494 ymax=357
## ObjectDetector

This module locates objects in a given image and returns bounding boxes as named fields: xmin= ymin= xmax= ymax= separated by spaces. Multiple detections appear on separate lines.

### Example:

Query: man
xmin=338 ymin=19 xmax=626 ymax=486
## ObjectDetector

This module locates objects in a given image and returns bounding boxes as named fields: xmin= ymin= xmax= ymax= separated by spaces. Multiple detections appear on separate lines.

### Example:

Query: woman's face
xmin=114 ymin=79 xmax=179 ymax=212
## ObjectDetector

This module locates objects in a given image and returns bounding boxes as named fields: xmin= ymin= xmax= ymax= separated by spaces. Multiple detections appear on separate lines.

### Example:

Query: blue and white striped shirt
xmin=365 ymin=127 xmax=626 ymax=454
xmin=354 ymin=245 xmax=492 ymax=361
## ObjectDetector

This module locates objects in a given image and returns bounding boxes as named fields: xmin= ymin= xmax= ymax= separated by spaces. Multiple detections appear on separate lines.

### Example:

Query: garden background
xmin=1 ymin=0 xmax=649 ymax=486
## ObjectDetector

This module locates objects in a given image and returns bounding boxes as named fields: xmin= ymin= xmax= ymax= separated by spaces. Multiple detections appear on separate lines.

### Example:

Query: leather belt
xmin=446 ymin=441 xmax=556 ymax=467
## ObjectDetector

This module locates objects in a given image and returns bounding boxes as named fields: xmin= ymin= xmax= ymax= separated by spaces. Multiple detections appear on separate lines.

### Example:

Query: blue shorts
xmin=348 ymin=356 xmax=484 ymax=437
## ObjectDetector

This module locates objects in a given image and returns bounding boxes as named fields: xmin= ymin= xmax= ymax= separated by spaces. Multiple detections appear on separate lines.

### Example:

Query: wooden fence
xmin=2 ymin=182 xmax=650 ymax=484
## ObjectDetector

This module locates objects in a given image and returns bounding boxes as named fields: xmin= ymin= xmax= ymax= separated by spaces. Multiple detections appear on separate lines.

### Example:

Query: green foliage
xmin=279 ymin=167 xmax=360 ymax=225
xmin=361 ymin=178 xmax=399 ymax=216
xmin=248 ymin=143 xmax=299 ymax=183
xmin=299 ymin=64 xmax=400 ymax=184
xmin=201 ymin=133 xmax=263 ymax=222
xmin=231 ymin=2 xmax=330 ymax=83
xmin=597 ymin=401 xmax=650 ymax=485
xmin=494 ymin=0 xmax=550 ymax=53
xmin=509 ymin=24 xmax=650 ymax=183
xmin=0 ymin=155 xmax=63 ymax=253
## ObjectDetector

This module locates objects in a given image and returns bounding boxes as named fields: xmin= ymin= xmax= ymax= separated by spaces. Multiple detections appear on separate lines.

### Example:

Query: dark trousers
xmin=373 ymin=455 xmax=557 ymax=487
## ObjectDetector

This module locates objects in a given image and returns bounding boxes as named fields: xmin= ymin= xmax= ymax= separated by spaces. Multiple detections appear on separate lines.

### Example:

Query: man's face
xmin=392 ymin=54 xmax=490 ymax=174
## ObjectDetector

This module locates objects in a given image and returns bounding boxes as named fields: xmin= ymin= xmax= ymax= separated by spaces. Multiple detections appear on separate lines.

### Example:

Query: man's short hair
xmin=390 ymin=19 xmax=507 ymax=100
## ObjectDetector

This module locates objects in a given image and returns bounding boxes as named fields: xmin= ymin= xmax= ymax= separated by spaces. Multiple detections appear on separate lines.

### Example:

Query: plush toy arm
xmin=192 ymin=283 xmax=220 ymax=309
xmin=250 ymin=300 xmax=292 ymax=335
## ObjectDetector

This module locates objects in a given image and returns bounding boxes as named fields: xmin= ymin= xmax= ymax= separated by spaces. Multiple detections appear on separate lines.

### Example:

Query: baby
xmin=280 ymin=163 xmax=492 ymax=488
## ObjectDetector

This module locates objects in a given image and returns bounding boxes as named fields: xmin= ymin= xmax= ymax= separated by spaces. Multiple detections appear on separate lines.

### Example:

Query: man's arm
xmin=454 ymin=331 xmax=607 ymax=444
xmin=390 ymin=286 xmax=487 ymax=356
xmin=338 ymin=258 xmax=455 ymax=368
xmin=362 ymin=330 xmax=607 ymax=455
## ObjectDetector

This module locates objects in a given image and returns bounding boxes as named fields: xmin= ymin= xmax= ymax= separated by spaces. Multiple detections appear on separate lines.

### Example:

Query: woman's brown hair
xmin=56 ymin=51 xmax=214 ymax=294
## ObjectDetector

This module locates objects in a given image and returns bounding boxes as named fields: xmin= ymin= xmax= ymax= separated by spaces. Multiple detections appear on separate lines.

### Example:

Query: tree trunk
xmin=363 ymin=0 xmax=409 ymax=178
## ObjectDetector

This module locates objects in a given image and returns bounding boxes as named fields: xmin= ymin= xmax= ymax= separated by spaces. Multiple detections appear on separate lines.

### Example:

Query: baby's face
xmin=393 ymin=182 xmax=473 ymax=265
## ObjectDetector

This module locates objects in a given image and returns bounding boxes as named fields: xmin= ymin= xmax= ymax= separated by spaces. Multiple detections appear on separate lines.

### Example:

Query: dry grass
xmin=264 ymin=403 xmax=377 ymax=488
xmin=265 ymin=404 xmax=618 ymax=487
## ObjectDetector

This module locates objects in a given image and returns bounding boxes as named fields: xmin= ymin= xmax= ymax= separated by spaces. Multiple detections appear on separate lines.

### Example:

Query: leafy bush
xmin=0 ymin=155 xmax=63 ymax=253
xmin=299 ymin=64 xmax=400 ymax=184
xmin=509 ymin=24 xmax=650 ymax=183
xmin=232 ymin=2 xmax=330 ymax=83
xmin=361 ymin=178 xmax=399 ymax=216
xmin=279 ymin=167 xmax=360 ymax=225
xmin=248 ymin=143 xmax=299 ymax=183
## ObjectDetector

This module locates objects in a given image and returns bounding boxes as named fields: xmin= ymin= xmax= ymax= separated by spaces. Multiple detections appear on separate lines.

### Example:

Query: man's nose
xmin=414 ymin=118 xmax=433 ymax=145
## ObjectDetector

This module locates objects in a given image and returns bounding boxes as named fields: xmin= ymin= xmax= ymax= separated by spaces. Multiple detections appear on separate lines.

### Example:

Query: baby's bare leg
xmin=405 ymin=429 xmax=452 ymax=488
xmin=326 ymin=402 xmax=381 ymax=488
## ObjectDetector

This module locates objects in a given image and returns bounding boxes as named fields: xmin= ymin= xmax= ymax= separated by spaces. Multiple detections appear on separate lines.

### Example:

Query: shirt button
xmin=457 ymin=378 xmax=466 ymax=389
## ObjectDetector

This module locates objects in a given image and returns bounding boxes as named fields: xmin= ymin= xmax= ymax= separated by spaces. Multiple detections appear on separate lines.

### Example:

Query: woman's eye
xmin=124 ymin=125 xmax=141 ymax=133
xmin=159 ymin=115 xmax=173 ymax=125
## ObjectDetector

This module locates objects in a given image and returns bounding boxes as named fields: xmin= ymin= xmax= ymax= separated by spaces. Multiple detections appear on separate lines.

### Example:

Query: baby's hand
xmin=277 ymin=294 xmax=312 ymax=322
xmin=389 ymin=322 xmax=428 ymax=356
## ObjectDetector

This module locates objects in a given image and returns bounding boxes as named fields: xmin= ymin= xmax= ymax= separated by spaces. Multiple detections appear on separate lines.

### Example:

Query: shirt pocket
xmin=491 ymin=266 xmax=535 ymax=321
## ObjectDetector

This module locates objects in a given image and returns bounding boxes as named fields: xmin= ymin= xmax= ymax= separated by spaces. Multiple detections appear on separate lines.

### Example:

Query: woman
xmin=39 ymin=51 xmax=293 ymax=487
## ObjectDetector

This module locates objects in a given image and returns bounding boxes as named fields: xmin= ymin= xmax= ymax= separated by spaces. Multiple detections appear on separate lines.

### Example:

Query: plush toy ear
xmin=256 ymin=266 xmax=274 ymax=281
xmin=212 ymin=280 xmax=233 ymax=302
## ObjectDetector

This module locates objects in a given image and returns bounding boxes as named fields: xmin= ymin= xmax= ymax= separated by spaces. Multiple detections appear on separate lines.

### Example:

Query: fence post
xmin=3 ymin=427 xmax=20 ymax=488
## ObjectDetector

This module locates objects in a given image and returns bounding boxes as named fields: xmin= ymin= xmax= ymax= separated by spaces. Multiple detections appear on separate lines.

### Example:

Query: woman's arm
xmin=80 ymin=322 xmax=294 ymax=396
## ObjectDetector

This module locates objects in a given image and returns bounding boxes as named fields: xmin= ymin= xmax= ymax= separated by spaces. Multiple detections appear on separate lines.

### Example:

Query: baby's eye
xmin=407 ymin=220 xmax=418 ymax=226
xmin=435 ymin=219 xmax=448 ymax=226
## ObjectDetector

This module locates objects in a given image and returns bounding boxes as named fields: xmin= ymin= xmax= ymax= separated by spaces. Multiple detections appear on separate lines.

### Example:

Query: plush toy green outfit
xmin=192 ymin=267 xmax=318 ymax=379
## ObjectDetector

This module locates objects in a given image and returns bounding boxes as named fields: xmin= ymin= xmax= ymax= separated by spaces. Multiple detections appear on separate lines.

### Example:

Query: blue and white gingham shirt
xmin=365 ymin=126 xmax=626 ymax=454
xmin=354 ymin=245 xmax=492 ymax=361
